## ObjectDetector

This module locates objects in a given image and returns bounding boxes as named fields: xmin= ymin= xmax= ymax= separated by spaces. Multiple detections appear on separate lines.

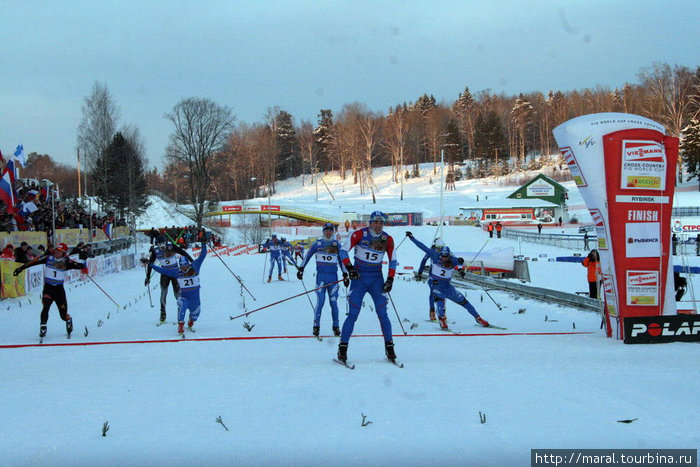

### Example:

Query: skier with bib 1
xmin=297 ymin=223 xmax=348 ymax=337
xmin=337 ymin=211 xmax=398 ymax=363
xmin=13 ymin=243 xmax=87 ymax=339
xmin=406 ymin=232 xmax=489 ymax=329
xmin=142 ymin=242 xmax=207 ymax=335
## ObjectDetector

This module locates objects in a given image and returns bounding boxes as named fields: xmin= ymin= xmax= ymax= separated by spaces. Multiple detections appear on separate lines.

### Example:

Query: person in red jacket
xmin=582 ymin=249 xmax=601 ymax=299
xmin=487 ymin=223 xmax=494 ymax=238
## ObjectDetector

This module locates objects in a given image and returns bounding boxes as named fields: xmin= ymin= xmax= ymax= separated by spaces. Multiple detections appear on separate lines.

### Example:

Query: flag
xmin=14 ymin=144 xmax=26 ymax=167
xmin=0 ymin=149 xmax=4 ymax=165
xmin=0 ymin=170 xmax=16 ymax=211
xmin=102 ymin=222 xmax=113 ymax=240
xmin=4 ymin=159 xmax=16 ymax=186
xmin=18 ymin=201 xmax=38 ymax=219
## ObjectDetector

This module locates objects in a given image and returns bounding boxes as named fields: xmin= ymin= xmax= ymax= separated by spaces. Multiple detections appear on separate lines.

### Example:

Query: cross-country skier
xmin=142 ymin=242 xmax=207 ymax=335
xmin=337 ymin=210 xmax=398 ymax=363
xmin=13 ymin=243 xmax=87 ymax=339
xmin=297 ymin=223 xmax=349 ymax=337
xmin=263 ymin=234 xmax=284 ymax=282
xmin=280 ymin=237 xmax=293 ymax=272
xmin=145 ymin=242 xmax=193 ymax=323
xmin=417 ymin=237 xmax=447 ymax=321
xmin=293 ymin=242 xmax=305 ymax=263
xmin=406 ymin=232 xmax=490 ymax=329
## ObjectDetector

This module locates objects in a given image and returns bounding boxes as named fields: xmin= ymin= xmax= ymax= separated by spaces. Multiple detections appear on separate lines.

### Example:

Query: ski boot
xmin=66 ymin=317 xmax=73 ymax=336
xmin=278 ymin=275 xmax=284 ymax=281
xmin=39 ymin=325 xmax=47 ymax=338
xmin=312 ymin=326 xmax=320 ymax=337
xmin=267 ymin=277 xmax=272 ymax=283
xmin=177 ymin=321 xmax=185 ymax=334
xmin=438 ymin=315 xmax=448 ymax=329
xmin=332 ymin=326 xmax=341 ymax=337
xmin=476 ymin=316 xmax=490 ymax=328
xmin=429 ymin=309 xmax=436 ymax=321
xmin=160 ymin=310 xmax=167 ymax=322
xmin=188 ymin=318 xmax=195 ymax=331
xmin=337 ymin=342 xmax=348 ymax=363
xmin=385 ymin=341 xmax=397 ymax=362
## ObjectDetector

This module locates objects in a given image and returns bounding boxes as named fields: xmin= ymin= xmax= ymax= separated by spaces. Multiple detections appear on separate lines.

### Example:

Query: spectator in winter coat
xmin=1 ymin=243 xmax=15 ymax=259
xmin=14 ymin=242 xmax=31 ymax=263
xmin=582 ymin=249 xmax=602 ymax=299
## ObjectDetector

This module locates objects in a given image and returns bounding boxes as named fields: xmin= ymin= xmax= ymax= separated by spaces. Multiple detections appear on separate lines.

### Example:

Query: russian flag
xmin=102 ymin=222 xmax=113 ymax=240
xmin=0 ymin=170 xmax=16 ymax=211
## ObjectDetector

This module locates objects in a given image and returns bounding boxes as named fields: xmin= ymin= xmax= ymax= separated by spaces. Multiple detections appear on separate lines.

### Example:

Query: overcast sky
xmin=1 ymin=0 xmax=698 ymax=171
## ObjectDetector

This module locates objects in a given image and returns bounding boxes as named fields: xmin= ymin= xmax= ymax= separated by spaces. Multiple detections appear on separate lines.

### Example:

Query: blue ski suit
xmin=151 ymin=243 xmax=207 ymax=324
xmin=340 ymin=227 xmax=397 ymax=343
xmin=418 ymin=244 xmax=444 ymax=314
xmin=263 ymin=238 xmax=283 ymax=277
xmin=300 ymin=235 xmax=348 ymax=328
xmin=409 ymin=237 xmax=479 ymax=319
xmin=280 ymin=240 xmax=293 ymax=271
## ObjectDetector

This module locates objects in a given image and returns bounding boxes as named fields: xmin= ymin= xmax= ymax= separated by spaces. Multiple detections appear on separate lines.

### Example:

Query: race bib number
xmin=431 ymin=262 xmax=454 ymax=279
xmin=355 ymin=245 xmax=384 ymax=265
xmin=315 ymin=251 xmax=337 ymax=264
xmin=178 ymin=276 xmax=200 ymax=289
xmin=45 ymin=267 xmax=67 ymax=282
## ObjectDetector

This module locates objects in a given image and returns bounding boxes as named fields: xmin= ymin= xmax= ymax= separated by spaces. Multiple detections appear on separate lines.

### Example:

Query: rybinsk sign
xmin=553 ymin=113 xmax=679 ymax=340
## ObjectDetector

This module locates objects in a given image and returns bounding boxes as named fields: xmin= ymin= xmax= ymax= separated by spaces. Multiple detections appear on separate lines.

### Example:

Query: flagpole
xmin=51 ymin=182 xmax=56 ymax=246
xmin=77 ymin=148 xmax=82 ymax=199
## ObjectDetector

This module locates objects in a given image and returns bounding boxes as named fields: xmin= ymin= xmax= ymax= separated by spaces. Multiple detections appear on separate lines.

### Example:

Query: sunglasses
xmin=371 ymin=219 xmax=384 ymax=224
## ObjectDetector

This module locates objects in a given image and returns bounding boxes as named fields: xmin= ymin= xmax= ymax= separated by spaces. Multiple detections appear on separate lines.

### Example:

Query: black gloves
xmin=382 ymin=276 xmax=394 ymax=293
xmin=405 ymin=231 xmax=413 ymax=238
xmin=13 ymin=268 xmax=22 ymax=277
xmin=346 ymin=263 xmax=360 ymax=280
xmin=296 ymin=266 xmax=304 ymax=280
xmin=343 ymin=273 xmax=350 ymax=287
xmin=416 ymin=272 xmax=423 ymax=280
xmin=140 ymin=258 xmax=150 ymax=266
xmin=144 ymin=277 xmax=150 ymax=286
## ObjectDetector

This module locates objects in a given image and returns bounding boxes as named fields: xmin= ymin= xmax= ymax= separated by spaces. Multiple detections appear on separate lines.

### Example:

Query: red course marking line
xmin=0 ymin=331 xmax=595 ymax=349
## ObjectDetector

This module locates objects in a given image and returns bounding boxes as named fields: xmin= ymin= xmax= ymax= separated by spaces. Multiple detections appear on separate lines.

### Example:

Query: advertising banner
xmin=624 ymin=315 xmax=700 ymax=344
xmin=553 ymin=113 xmax=678 ymax=339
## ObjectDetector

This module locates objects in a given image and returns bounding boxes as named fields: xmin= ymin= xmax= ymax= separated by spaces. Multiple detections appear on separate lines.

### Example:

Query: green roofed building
xmin=507 ymin=174 xmax=568 ymax=207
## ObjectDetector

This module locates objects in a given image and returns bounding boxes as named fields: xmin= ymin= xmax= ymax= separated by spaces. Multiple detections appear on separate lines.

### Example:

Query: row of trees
xmin=22 ymin=62 xmax=700 ymax=228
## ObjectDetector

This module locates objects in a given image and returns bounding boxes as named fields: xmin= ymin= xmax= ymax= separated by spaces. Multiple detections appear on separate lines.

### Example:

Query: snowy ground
xmin=2 ymin=166 xmax=699 ymax=465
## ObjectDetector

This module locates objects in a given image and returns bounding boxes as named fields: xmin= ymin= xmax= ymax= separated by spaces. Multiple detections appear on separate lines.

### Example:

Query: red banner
xmin=603 ymin=129 xmax=679 ymax=334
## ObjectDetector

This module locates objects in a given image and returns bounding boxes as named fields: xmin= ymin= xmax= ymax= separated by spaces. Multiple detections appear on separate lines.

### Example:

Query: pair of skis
xmin=333 ymin=358 xmax=403 ymax=370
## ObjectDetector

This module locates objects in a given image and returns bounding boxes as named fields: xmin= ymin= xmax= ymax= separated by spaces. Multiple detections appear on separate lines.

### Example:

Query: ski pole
xmin=208 ymin=241 xmax=256 ymax=301
xmin=394 ymin=235 xmax=409 ymax=253
xmin=85 ymin=274 xmax=121 ymax=308
xmin=465 ymin=239 xmax=490 ymax=270
xmin=480 ymin=287 xmax=502 ymax=310
xmin=299 ymin=277 xmax=316 ymax=313
xmin=230 ymin=279 xmax=343 ymax=321
xmin=387 ymin=292 xmax=407 ymax=335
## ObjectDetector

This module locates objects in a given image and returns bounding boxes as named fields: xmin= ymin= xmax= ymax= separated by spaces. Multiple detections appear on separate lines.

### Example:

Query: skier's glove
xmin=12 ymin=268 xmax=22 ymax=277
xmin=405 ymin=231 xmax=413 ymax=238
xmin=296 ymin=267 xmax=304 ymax=280
xmin=342 ymin=273 xmax=350 ymax=287
xmin=382 ymin=276 xmax=394 ymax=293
xmin=140 ymin=258 xmax=150 ymax=266
xmin=416 ymin=272 xmax=423 ymax=280
xmin=144 ymin=277 xmax=150 ymax=286
xmin=346 ymin=263 xmax=360 ymax=280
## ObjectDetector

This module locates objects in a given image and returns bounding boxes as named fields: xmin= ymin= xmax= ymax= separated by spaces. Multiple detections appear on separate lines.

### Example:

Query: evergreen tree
xmin=94 ymin=132 xmax=149 ymax=218
xmin=472 ymin=111 xmax=508 ymax=163
xmin=273 ymin=110 xmax=297 ymax=179
xmin=681 ymin=118 xmax=700 ymax=187
xmin=314 ymin=109 xmax=335 ymax=173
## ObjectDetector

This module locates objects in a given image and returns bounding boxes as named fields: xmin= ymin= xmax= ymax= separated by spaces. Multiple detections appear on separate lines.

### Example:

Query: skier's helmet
xmin=323 ymin=222 xmax=335 ymax=231
xmin=433 ymin=237 xmax=445 ymax=249
xmin=369 ymin=211 xmax=387 ymax=223
xmin=439 ymin=246 xmax=451 ymax=257
xmin=56 ymin=243 xmax=69 ymax=253
xmin=178 ymin=256 xmax=190 ymax=268
xmin=281 ymin=237 xmax=286 ymax=242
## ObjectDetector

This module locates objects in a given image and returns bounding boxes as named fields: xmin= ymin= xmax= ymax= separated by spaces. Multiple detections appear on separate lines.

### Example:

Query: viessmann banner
xmin=553 ymin=113 xmax=679 ymax=339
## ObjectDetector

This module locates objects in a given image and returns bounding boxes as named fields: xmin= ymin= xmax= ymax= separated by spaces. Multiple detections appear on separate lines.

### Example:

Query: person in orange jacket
xmin=495 ymin=222 xmax=503 ymax=238
xmin=582 ymin=249 xmax=602 ymax=299
xmin=487 ymin=222 xmax=494 ymax=238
